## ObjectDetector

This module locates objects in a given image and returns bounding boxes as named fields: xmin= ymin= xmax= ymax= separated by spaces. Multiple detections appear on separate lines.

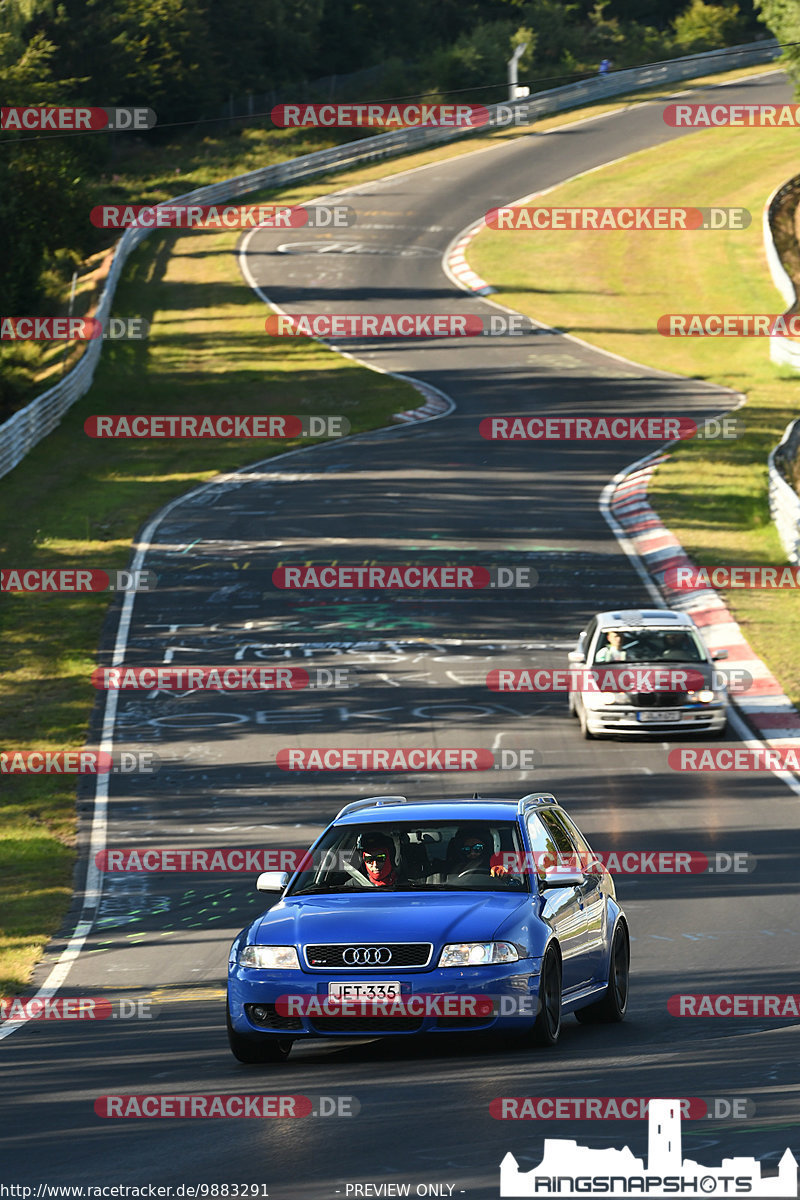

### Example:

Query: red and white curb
xmin=394 ymin=379 xmax=454 ymax=423
xmin=608 ymin=456 xmax=800 ymax=748
xmin=444 ymin=223 xmax=494 ymax=295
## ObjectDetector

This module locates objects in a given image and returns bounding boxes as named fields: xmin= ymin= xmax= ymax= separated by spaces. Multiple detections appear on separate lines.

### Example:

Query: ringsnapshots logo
xmin=83 ymin=414 xmax=349 ymax=438
xmin=90 ymin=204 xmax=355 ymax=229
xmin=1 ymin=317 xmax=149 ymax=340
xmin=1 ymin=106 xmax=156 ymax=131
xmin=272 ymin=564 xmax=536 ymax=589
xmin=265 ymin=313 xmax=536 ymax=337
xmin=485 ymin=207 xmax=749 ymax=231
xmin=1 ymin=568 xmax=155 ymax=593
xmin=499 ymin=1098 xmax=798 ymax=1197
xmin=271 ymin=102 xmax=489 ymax=128
xmin=479 ymin=416 xmax=742 ymax=441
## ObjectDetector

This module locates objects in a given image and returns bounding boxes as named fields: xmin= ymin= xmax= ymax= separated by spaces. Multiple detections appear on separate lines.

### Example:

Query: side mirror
xmin=711 ymin=648 xmax=728 ymax=661
xmin=568 ymin=649 xmax=586 ymax=664
xmin=256 ymin=870 xmax=289 ymax=892
xmin=541 ymin=866 xmax=584 ymax=889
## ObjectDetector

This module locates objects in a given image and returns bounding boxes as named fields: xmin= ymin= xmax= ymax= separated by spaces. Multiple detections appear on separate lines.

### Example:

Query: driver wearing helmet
xmin=352 ymin=831 xmax=399 ymax=888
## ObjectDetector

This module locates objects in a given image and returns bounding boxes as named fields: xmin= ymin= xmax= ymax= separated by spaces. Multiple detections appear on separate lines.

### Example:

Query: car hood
xmin=252 ymin=891 xmax=530 ymax=951
xmin=589 ymin=660 xmax=718 ymax=695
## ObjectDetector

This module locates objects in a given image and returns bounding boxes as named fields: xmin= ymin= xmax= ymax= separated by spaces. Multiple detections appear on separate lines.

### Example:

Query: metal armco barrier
xmin=763 ymin=178 xmax=800 ymax=558
xmin=769 ymin=419 xmax=800 ymax=564
xmin=0 ymin=39 xmax=779 ymax=481
xmin=764 ymin=176 xmax=800 ymax=370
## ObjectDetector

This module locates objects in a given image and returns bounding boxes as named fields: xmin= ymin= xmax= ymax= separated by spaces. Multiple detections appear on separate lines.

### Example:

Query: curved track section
xmin=1 ymin=71 xmax=798 ymax=1200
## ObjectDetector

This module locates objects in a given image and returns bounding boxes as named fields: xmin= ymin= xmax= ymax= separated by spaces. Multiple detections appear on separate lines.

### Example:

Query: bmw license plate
xmin=636 ymin=711 xmax=683 ymax=723
xmin=328 ymin=981 xmax=401 ymax=998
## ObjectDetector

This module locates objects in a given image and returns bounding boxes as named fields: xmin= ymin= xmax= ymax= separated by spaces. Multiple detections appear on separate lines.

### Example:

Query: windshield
xmin=285 ymin=820 xmax=530 ymax=896
xmin=591 ymin=628 xmax=705 ymax=664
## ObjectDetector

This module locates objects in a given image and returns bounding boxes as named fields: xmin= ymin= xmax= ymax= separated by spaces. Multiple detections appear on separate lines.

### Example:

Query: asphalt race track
xmin=2 ymin=71 xmax=799 ymax=1199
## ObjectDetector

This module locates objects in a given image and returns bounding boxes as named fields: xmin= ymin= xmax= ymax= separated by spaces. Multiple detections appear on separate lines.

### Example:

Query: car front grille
xmin=630 ymin=692 xmax=688 ymax=707
xmin=304 ymin=943 xmax=433 ymax=969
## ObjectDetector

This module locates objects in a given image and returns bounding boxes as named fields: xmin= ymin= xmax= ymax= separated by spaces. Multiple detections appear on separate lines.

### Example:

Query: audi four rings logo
xmin=342 ymin=946 xmax=392 ymax=965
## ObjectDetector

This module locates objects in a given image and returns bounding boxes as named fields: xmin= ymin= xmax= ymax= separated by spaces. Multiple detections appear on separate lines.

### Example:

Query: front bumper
xmin=228 ymin=961 xmax=541 ymax=1038
xmin=582 ymin=700 xmax=727 ymax=736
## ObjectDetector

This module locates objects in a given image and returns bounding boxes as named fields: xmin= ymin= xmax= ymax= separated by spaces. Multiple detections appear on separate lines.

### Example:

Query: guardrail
xmin=764 ymin=176 xmax=800 ymax=370
xmin=769 ymin=419 xmax=800 ymax=563
xmin=0 ymin=38 xmax=780 ymax=482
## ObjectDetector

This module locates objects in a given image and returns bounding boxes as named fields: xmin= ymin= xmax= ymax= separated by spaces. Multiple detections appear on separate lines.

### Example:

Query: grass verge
xmin=467 ymin=123 xmax=800 ymax=708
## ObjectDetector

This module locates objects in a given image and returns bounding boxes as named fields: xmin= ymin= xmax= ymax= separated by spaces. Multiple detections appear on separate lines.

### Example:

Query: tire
xmin=227 ymin=1003 xmax=293 ymax=1064
xmin=568 ymin=692 xmax=577 ymax=717
xmin=578 ymin=702 xmax=594 ymax=740
xmin=575 ymin=922 xmax=629 ymax=1024
xmin=530 ymin=947 xmax=562 ymax=1046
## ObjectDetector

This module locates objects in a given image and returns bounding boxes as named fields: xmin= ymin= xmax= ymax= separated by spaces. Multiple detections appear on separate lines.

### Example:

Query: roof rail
xmin=335 ymin=795 xmax=408 ymax=819
xmin=517 ymin=793 xmax=558 ymax=816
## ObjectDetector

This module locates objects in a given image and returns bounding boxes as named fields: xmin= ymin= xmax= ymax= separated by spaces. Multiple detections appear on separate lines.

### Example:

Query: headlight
xmin=238 ymin=945 xmax=299 ymax=969
xmin=438 ymin=941 xmax=519 ymax=968
xmin=687 ymin=689 xmax=717 ymax=704
xmin=584 ymin=689 xmax=622 ymax=708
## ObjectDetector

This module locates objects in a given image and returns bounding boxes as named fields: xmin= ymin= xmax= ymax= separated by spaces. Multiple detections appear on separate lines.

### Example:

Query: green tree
xmin=672 ymin=0 xmax=746 ymax=51
xmin=754 ymin=0 xmax=800 ymax=91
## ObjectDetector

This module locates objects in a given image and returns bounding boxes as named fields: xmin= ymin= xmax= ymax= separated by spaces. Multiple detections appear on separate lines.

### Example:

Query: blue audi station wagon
xmin=227 ymin=794 xmax=629 ymax=1062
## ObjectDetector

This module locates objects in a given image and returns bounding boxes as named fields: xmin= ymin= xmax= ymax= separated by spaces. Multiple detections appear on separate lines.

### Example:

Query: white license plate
xmin=328 ymin=981 xmax=401 ymax=999
xmin=636 ymin=710 xmax=683 ymax=723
